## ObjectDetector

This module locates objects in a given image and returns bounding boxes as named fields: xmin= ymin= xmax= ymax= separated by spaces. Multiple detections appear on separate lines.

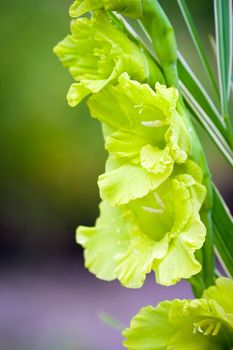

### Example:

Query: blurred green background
xmin=0 ymin=0 xmax=231 ymax=263
xmin=0 ymin=0 xmax=107 ymax=261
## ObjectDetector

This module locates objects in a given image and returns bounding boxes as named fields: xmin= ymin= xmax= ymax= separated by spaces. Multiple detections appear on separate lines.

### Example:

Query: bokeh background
xmin=0 ymin=1 xmax=232 ymax=349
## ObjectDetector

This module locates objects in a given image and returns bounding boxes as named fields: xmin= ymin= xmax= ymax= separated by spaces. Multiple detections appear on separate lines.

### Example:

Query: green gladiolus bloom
xmin=88 ymin=73 xmax=190 ymax=206
xmin=70 ymin=0 xmax=142 ymax=18
xmin=76 ymin=159 xmax=206 ymax=288
xmin=53 ymin=12 xmax=162 ymax=106
xmin=123 ymin=277 xmax=233 ymax=349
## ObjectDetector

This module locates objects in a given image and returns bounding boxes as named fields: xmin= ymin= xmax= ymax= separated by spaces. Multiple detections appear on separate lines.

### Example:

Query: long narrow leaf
xmin=181 ymin=82 xmax=233 ymax=167
xmin=212 ymin=186 xmax=233 ymax=278
xmin=177 ymin=0 xmax=219 ymax=99
xmin=98 ymin=312 xmax=124 ymax=331
xmin=214 ymin=0 xmax=233 ymax=113
xmin=178 ymin=52 xmax=226 ymax=136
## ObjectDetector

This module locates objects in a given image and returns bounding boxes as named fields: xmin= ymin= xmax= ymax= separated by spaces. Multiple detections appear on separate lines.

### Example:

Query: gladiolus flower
xmin=123 ymin=277 xmax=233 ymax=349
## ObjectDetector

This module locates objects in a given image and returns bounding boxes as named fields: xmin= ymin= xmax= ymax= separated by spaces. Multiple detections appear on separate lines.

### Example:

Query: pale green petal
xmin=67 ymin=83 xmax=91 ymax=106
xmin=98 ymin=161 xmax=160 ymax=206
xmin=123 ymin=302 xmax=175 ymax=349
xmin=155 ymin=81 xmax=179 ymax=111
xmin=98 ymin=157 xmax=206 ymax=285
xmin=54 ymin=17 xmax=100 ymax=80
xmin=165 ymin=111 xmax=190 ymax=163
xmin=169 ymin=297 xmax=233 ymax=348
xmin=123 ymin=283 xmax=233 ymax=350
xmin=76 ymin=201 xmax=129 ymax=280
xmin=154 ymin=237 xmax=202 ymax=286
xmin=204 ymin=277 xmax=233 ymax=316
xmin=76 ymin=199 xmax=169 ymax=289
xmin=121 ymin=169 xmax=206 ymax=286
xmin=105 ymin=130 xmax=147 ymax=161
xmin=123 ymin=299 xmax=225 ymax=349
xmin=127 ymin=190 xmax=173 ymax=242
xmin=120 ymin=169 xmax=206 ymax=286
xmin=70 ymin=0 xmax=142 ymax=18
xmin=54 ymin=13 xmax=154 ymax=104
xmin=88 ymin=73 xmax=172 ymax=141
xmin=178 ymin=175 xmax=207 ymax=212
xmin=140 ymin=144 xmax=173 ymax=174
xmin=152 ymin=172 xmax=206 ymax=285
xmin=115 ymin=209 xmax=169 ymax=288
xmin=169 ymin=331 xmax=223 ymax=350
xmin=170 ymin=177 xmax=193 ymax=231
xmin=70 ymin=0 xmax=102 ymax=17
xmin=98 ymin=156 xmax=175 ymax=206
xmin=116 ymin=234 xmax=167 ymax=288
xmin=179 ymin=159 xmax=204 ymax=183
xmin=88 ymin=74 xmax=189 ymax=155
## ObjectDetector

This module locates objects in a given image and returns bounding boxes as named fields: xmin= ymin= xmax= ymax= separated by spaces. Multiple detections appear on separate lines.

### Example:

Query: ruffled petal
xmin=123 ymin=279 xmax=233 ymax=349
xmin=98 ymin=159 xmax=169 ymax=206
xmin=54 ymin=13 xmax=156 ymax=105
xmin=115 ymin=208 xmax=169 ymax=288
xmin=76 ymin=201 xmax=129 ymax=280
xmin=204 ymin=277 xmax=233 ymax=319
xmin=123 ymin=302 xmax=174 ymax=349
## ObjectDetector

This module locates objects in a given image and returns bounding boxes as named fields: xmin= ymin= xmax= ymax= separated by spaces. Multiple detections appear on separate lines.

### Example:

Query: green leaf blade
xmin=177 ymin=57 xmax=233 ymax=167
xmin=177 ymin=0 xmax=219 ymax=99
xmin=182 ymin=87 xmax=233 ymax=167
xmin=178 ymin=52 xmax=225 ymax=135
xmin=212 ymin=186 xmax=233 ymax=278
xmin=214 ymin=0 xmax=233 ymax=114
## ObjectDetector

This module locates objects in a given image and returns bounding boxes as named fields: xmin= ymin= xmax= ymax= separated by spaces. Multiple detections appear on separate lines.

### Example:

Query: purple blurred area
xmin=0 ymin=0 xmax=232 ymax=349
xmin=0 ymin=260 xmax=192 ymax=350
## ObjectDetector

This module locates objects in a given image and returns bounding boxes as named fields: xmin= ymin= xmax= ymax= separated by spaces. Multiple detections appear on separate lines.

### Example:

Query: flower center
xmin=193 ymin=319 xmax=221 ymax=336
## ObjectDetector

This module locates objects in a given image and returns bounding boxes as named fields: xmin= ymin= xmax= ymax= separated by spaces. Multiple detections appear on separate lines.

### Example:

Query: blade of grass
xmin=98 ymin=311 xmax=124 ymax=331
xmin=181 ymin=82 xmax=233 ymax=167
xmin=178 ymin=52 xmax=226 ymax=136
xmin=214 ymin=227 xmax=233 ymax=278
xmin=177 ymin=0 xmax=219 ymax=100
xmin=214 ymin=0 xmax=233 ymax=113
xmin=209 ymin=34 xmax=217 ymax=56
xmin=212 ymin=186 xmax=233 ymax=278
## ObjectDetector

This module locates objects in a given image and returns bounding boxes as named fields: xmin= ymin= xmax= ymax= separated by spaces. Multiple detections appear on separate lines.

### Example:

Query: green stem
xmin=140 ymin=0 xmax=179 ymax=88
xmin=189 ymin=273 xmax=206 ymax=298
xmin=200 ymin=209 xmax=215 ymax=287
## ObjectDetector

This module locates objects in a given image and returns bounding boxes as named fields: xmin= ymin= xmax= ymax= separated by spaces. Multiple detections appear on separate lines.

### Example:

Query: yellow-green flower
xmin=77 ymin=160 xmax=206 ymax=288
xmin=69 ymin=0 xmax=142 ymax=18
xmin=123 ymin=277 xmax=233 ymax=349
xmin=88 ymin=74 xmax=190 ymax=206
xmin=53 ymin=12 xmax=163 ymax=106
